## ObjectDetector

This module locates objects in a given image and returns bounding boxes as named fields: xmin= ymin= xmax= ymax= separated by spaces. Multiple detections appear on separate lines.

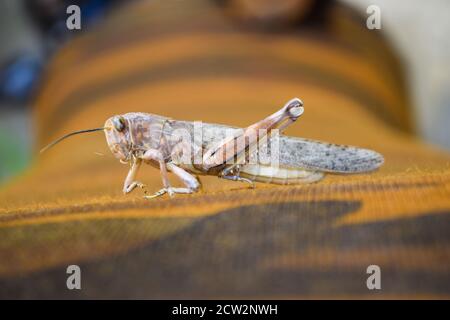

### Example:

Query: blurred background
xmin=0 ymin=0 xmax=449 ymax=183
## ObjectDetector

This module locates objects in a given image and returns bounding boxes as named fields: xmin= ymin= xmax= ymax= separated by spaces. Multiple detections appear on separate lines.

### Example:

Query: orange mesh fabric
xmin=0 ymin=0 xmax=449 ymax=298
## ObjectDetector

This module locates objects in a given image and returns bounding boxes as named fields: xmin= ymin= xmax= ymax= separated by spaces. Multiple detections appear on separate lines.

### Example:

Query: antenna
xmin=40 ymin=127 xmax=106 ymax=154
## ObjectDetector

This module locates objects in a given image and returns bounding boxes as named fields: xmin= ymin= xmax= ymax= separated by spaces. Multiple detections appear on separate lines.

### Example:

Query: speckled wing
xmin=278 ymin=136 xmax=384 ymax=173
xmin=199 ymin=123 xmax=383 ymax=173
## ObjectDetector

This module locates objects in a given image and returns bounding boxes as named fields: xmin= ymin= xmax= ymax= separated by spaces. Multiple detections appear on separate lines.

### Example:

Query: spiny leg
xmin=220 ymin=165 xmax=255 ymax=188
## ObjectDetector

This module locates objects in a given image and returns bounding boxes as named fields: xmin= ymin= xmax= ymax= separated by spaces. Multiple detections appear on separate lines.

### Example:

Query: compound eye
xmin=113 ymin=116 xmax=126 ymax=132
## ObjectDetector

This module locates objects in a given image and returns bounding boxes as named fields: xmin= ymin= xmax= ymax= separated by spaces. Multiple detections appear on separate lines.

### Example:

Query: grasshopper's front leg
xmin=123 ymin=158 xmax=147 ymax=194
xmin=202 ymin=98 xmax=304 ymax=175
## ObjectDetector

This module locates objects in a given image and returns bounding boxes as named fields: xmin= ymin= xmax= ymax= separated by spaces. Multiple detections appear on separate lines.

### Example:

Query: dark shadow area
xmin=1 ymin=200 xmax=449 ymax=299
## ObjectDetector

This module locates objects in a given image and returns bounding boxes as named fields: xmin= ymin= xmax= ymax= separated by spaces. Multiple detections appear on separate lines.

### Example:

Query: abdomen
xmin=239 ymin=164 xmax=324 ymax=185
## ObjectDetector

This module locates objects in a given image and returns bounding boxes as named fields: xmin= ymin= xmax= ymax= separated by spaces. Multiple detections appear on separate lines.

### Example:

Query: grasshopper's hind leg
xmin=202 ymin=98 xmax=303 ymax=171
xmin=219 ymin=165 xmax=255 ymax=188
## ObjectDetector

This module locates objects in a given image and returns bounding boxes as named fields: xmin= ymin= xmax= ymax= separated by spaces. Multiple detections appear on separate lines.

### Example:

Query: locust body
xmin=42 ymin=98 xmax=384 ymax=198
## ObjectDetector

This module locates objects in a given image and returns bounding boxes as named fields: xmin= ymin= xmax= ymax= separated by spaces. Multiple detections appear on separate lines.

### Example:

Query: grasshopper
xmin=41 ymin=98 xmax=384 ymax=199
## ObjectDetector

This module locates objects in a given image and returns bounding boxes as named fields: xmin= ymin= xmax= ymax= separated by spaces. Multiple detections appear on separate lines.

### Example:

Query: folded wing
xmin=276 ymin=136 xmax=384 ymax=173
